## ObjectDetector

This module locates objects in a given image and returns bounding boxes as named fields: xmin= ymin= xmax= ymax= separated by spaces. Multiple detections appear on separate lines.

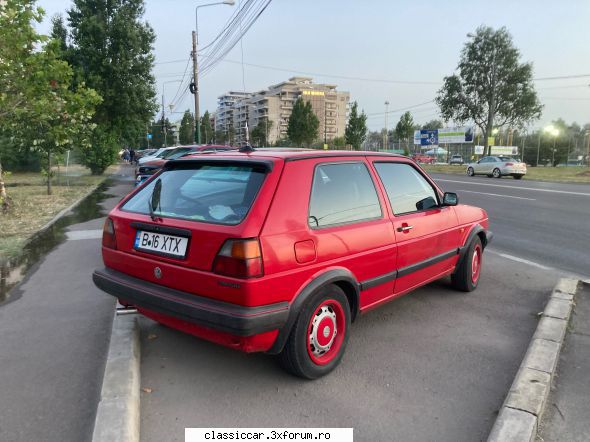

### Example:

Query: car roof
xmin=180 ymin=148 xmax=407 ymax=162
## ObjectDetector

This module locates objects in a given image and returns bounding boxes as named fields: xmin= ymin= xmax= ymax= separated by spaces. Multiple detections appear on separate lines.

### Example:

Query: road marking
xmin=66 ymin=229 xmax=103 ymax=241
xmin=457 ymin=189 xmax=536 ymax=201
xmin=436 ymin=178 xmax=590 ymax=196
xmin=487 ymin=249 xmax=590 ymax=280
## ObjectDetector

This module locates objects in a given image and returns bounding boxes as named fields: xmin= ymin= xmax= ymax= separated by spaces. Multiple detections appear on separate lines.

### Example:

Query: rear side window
xmin=374 ymin=163 xmax=439 ymax=215
xmin=308 ymin=162 xmax=382 ymax=228
xmin=122 ymin=164 xmax=267 ymax=225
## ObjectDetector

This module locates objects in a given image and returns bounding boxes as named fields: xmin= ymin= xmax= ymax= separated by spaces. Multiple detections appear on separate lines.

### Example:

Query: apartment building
xmin=215 ymin=91 xmax=252 ymax=136
xmin=218 ymin=77 xmax=350 ymax=145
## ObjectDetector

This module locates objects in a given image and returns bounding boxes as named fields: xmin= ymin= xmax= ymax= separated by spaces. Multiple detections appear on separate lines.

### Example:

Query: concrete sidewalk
xmin=0 ymin=165 xmax=134 ymax=442
xmin=538 ymin=283 xmax=590 ymax=442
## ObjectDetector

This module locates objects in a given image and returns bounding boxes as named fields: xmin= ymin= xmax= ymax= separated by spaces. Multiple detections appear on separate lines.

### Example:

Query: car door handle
xmin=397 ymin=225 xmax=413 ymax=232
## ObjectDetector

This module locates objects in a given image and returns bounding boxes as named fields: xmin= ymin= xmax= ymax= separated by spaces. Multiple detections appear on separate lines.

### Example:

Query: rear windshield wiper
xmin=148 ymin=178 xmax=162 ymax=221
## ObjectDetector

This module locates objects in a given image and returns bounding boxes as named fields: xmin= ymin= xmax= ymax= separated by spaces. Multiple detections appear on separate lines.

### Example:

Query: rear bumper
xmin=93 ymin=267 xmax=289 ymax=337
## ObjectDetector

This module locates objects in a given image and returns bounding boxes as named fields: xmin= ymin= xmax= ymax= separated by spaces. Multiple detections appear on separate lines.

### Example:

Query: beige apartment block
xmin=218 ymin=77 xmax=349 ymax=146
xmin=215 ymin=91 xmax=252 ymax=138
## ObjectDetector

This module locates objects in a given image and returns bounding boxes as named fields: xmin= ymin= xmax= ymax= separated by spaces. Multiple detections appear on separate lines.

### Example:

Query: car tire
xmin=279 ymin=284 xmax=351 ymax=379
xmin=513 ymin=175 xmax=523 ymax=180
xmin=492 ymin=168 xmax=501 ymax=178
xmin=467 ymin=167 xmax=475 ymax=176
xmin=451 ymin=236 xmax=483 ymax=292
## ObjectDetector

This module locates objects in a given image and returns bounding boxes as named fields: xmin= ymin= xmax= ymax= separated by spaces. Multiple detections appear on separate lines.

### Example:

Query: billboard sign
xmin=438 ymin=126 xmax=474 ymax=144
xmin=491 ymin=146 xmax=519 ymax=155
xmin=419 ymin=129 xmax=438 ymax=147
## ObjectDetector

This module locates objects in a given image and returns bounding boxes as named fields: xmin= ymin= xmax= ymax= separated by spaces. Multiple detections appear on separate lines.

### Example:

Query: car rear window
xmin=121 ymin=164 xmax=267 ymax=225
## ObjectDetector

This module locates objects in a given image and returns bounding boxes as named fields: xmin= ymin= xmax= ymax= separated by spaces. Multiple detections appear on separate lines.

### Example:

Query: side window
xmin=373 ymin=163 xmax=439 ymax=215
xmin=308 ymin=162 xmax=382 ymax=228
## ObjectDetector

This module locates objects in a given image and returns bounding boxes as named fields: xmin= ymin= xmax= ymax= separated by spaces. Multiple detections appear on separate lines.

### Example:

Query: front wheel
xmin=451 ymin=237 xmax=483 ymax=292
xmin=467 ymin=167 xmax=475 ymax=176
xmin=279 ymin=285 xmax=351 ymax=379
xmin=492 ymin=168 xmax=501 ymax=178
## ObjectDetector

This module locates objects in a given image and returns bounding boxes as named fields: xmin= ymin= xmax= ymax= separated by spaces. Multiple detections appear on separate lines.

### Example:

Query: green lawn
xmin=422 ymin=164 xmax=590 ymax=184
xmin=0 ymin=164 xmax=116 ymax=261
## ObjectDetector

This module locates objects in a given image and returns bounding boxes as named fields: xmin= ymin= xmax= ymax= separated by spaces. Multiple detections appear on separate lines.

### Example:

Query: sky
xmin=35 ymin=0 xmax=590 ymax=131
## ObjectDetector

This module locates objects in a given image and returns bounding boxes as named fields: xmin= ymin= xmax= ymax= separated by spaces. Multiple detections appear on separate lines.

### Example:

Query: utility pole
xmin=162 ymin=93 xmax=167 ymax=147
xmin=192 ymin=31 xmax=200 ymax=144
xmin=384 ymin=101 xmax=389 ymax=150
xmin=536 ymin=132 xmax=541 ymax=167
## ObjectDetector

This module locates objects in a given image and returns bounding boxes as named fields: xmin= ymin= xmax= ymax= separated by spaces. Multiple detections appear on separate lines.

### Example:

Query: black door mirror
xmin=442 ymin=192 xmax=458 ymax=206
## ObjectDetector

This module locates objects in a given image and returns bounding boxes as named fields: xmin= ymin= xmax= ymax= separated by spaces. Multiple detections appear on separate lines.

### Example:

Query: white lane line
xmin=66 ymin=229 xmax=103 ymax=240
xmin=436 ymin=178 xmax=590 ymax=196
xmin=487 ymin=249 xmax=590 ymax=280
xmin=457 ymin=189 xmax=536 ymax=201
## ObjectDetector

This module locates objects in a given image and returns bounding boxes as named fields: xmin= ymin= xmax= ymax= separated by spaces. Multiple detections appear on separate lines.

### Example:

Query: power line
xmin=534 ymin=74 xmax=590 ymax=81
xmin=365 ymin=100 xmax=435 ymax=117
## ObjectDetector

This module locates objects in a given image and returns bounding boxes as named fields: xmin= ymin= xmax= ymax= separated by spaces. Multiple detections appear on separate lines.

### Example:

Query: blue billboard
xmin=420 ymin=129 xmax=438 ymax=146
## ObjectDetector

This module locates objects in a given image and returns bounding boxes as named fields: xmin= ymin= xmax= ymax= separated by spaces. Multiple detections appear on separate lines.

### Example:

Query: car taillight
xmin=213 ymin=238 xmax=263 ymax=278
xmin=102 ymin=217 xmax=117 ymax=250
xmin=505 ymin=162 xmax=514 ymax=166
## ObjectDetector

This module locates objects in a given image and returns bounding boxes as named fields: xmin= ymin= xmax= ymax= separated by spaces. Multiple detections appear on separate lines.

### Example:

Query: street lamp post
xmin=162 ymin=80 xmax=182 ymax=147
xmin=192 ymin=0 xmax=235 ymax=145
xmin=543 ymin=125 xmax=559 ymax=167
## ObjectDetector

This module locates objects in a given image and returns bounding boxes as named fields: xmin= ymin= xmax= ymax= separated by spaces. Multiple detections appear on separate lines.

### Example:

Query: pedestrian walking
xmin=129 ymin=148 xmax=136 ymax=164
xmin=122 ymin=148 xmax=130 ymax=163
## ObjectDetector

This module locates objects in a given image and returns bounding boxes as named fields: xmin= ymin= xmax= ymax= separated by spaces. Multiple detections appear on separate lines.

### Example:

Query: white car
xmin=466 ymin=156 xmax=526 ymax=179
xmin=137 ymin=147 xmax=176 ymax=165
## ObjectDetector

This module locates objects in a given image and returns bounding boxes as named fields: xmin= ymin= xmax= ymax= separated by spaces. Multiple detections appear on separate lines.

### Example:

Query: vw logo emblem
xmin=154 ymin=267 xmax=162 ymax=279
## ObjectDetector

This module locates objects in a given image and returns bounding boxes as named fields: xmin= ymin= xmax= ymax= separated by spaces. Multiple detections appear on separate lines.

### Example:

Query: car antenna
xmin=238 ymin=121 xmax=255 ymax=152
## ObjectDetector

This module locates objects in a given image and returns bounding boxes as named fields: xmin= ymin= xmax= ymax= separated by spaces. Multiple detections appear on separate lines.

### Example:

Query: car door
xmin=474 ymin=156 xmax=489 ymax=174
xmin=372 ymin=160 xmax=461 ymax=297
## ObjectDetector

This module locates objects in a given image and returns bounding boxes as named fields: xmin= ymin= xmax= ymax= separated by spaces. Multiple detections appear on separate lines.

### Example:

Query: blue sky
xmin=35 ymin=0 xmax=590 ymax=131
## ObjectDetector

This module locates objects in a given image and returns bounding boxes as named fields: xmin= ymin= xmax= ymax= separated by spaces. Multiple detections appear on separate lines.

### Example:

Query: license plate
xmin=134 ymin=230 xmax=189 ymax=258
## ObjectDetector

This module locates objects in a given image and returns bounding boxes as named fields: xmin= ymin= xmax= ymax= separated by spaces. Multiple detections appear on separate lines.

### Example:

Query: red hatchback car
xmin=93 ymin=149 xmax=491 ymax=379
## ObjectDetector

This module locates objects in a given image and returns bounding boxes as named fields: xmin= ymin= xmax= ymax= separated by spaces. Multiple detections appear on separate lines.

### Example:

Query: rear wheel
xmin=279 ymin=285 xmax=351 ymax=379
xmin=467 ymin=167 xmax=475 ymax=176
xmin=451 ymin=237 xmax=483 ymax=292
xmin=513 ymin=175 xmax=523 ymax=180
xmin=492 ymin=168 xmax=501 ymax=178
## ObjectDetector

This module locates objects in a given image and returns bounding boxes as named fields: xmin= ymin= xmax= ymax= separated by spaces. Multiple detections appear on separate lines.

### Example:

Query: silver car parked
xmin=466 ymin=156 xmax=527 ymax=179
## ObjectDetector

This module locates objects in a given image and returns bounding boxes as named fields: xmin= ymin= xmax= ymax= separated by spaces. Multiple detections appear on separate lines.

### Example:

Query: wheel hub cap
xmin=309 ymin=306 xmax=337 ymax=356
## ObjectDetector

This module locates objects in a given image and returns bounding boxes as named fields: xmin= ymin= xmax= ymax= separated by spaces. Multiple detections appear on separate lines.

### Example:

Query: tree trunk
xmin=0 ymin=159 xmax=9 ymax=212
xmin=47 ymin=153 xmax=52 ymax=196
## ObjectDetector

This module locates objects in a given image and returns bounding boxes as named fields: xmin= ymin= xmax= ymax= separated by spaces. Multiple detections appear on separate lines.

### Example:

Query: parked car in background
xmin=135 ymin=145 xmax=235 ymax=186
xmin=94 ymin=149 xmax=492 ymax=379
xmin=449 ymin=155 xmax=464 ymax=165
xmin=466 ymin=156 xmax=527 ymax=179
xmin=137 ymin=147 xmax=177 ymax=165
xmin=135 ymin=149 xmax=157 ymax=161
xmin=411 ymin=154 xmax=435 ymax=164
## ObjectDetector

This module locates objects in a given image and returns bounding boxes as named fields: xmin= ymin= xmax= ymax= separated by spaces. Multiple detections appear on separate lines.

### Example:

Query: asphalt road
xmin=139 ymin=254 xmax=560 ymax=442
xmin=430 ymin=173 xmax=590 ymax=278
xmin=0 ymin=169 xmax=134 ymax=442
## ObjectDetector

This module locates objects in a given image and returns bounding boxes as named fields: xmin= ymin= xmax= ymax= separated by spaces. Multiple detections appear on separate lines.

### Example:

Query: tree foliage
xmin=345 ymin=101 xmax=368 ymax=150
xmin=287 ymin=98 xmax=319 ymax=148
xmin=422 ymin=119 xmax=443 ymax=130
xmin=200 ymin=111 xmax=214 ymax=144
xmin=251 ymin=119 xmax=273 ymax=146
xmin=64 ymin=0 xmax=158 ymax=173
xmin=436 ymin=26 xmax=542 ymax=156
xmin=395 ymin=112 xmax=415 ymax=142
xmin=179 ymin=110 xmax=194 ymax=145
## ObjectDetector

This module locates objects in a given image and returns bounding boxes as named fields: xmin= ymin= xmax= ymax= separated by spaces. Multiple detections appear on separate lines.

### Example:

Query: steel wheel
xmin=307 ymin=300 xmax=346 ymax=365
xmin=471 ymin=243 xmax=482 ymax=284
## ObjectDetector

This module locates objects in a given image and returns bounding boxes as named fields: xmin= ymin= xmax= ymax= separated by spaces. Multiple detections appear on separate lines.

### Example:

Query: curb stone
xmin=487 ymin=278 xmax=580 ymax=442
xmin=92 ymin=312 xmax=140 ymax=442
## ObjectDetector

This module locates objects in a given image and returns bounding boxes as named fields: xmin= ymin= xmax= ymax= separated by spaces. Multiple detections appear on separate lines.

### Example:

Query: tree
xmin=0 ymin=0 xmax=100 ymax=197
xmin=345 ymin=101 xmax=368 ymax=150
xmin=395 ymin=111 xmax=415 ymax=150
xmin=288 ymin=98 xmax=319 ymax=148
xmin=251 ymin=119 xmax=273 ymax=146
xmin=66 ymin=0 xmax=158 ymax=173
xmin=200 ymin=111 xmax=214 ymax=144
xmin=179 ymin=110 xmax=194 ymax=145
xmin=331 ymin=136 xmax=346 ymax=149
xmin=436 ymin=26 xmax=542 ymax=156
xmin=422 ymin=119 xmax=442 ymax=130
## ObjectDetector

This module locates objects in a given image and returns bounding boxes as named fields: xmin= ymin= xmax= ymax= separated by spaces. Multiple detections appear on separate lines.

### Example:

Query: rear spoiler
xmin=165 ymin=157 xmax=274 ymax=172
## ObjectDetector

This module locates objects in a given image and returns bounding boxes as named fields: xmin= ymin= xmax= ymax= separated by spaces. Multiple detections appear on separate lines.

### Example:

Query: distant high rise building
xmin=215 ymin=91 xmax=252 ymax=143
xmin=216 ymin=77 xmax=350 ymax=146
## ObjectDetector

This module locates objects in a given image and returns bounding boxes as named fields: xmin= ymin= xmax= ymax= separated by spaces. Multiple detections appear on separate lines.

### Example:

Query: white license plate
xmin=134 ymin=230 xmax=189 ymax=258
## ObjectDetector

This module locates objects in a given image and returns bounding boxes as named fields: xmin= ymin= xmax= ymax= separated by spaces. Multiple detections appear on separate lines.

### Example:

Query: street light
xmin=162 ymin=80 xmax=182 ymax=147
xmin=193 ymin=0 xmax=235 ymax=145
xmin=544 ymin=125 xmax=559 ymax=167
